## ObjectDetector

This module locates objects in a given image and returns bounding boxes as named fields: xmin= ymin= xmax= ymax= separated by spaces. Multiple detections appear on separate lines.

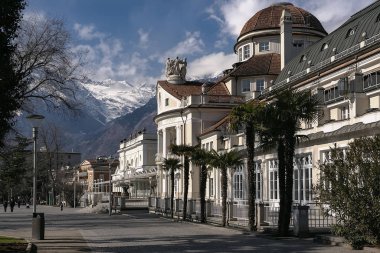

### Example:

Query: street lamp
xmin=26 ymin=114 xmax=45 ymax=214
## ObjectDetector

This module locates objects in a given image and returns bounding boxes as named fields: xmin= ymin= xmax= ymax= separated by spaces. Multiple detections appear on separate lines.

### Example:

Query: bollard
xmin=293 ymin=205 xmax=309 ymax=237
xmin=32 ymin=212 xmax=45 ymax=240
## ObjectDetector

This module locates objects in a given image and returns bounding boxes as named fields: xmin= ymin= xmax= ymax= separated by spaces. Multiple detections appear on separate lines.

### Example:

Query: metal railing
xmin=151 ymin=198 xmax=337 ymax=230
xmin=308 ymin=208 xmax=336 ymax=227
xmin=264 ymin=205 xmax=335 ymax=228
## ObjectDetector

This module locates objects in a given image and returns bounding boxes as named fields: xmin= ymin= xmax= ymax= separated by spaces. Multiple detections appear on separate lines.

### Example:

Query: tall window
xmin=233 ymin=166 xmax=243 ymax=199
xmin=243 ymin=45 xmax=251 ymax=59
xmin=210 ymin=141 xmax=214 ymax=151
xmin=238 ymin=48 xmax=242 ymax=61
xmin=269 ymin=160 xmax=279 ymax=200
xmin=174 ymin=177 xmax=178 ymax=195
xmin=209 ymin=178 xmax=214 ymax=197
xmin=293 ymin=154 xmax=313 ymax=202
xmin=165 ymin=98 xmax=169 ymax=106
xmin=241 ymin=79 xmax=251 ymax=92
xmin=259 ymin=41 xmax=270 ymax=52
xmin=341 ymin=106 xmax=349 ymax=120
xmin=256 ymin=79 xmax=265 ymax=92
xmin=255 ymin=162 xmax=262 ymax=200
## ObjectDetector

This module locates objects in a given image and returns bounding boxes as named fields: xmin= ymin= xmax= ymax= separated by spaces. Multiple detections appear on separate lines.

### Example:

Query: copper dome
xmin=238 ymin=2 xmax=327 ymax=39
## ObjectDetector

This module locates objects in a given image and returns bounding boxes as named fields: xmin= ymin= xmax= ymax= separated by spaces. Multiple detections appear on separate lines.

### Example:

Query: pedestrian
xmin=3 ymin=200 xmax=8 ymax=212
xmin=10 ymin=198 xmax=15 ymax=212
xmin=17 ymin=197 xmax=21 ymax=208
xmin=60 ymin=201 xmax=63 ymax=211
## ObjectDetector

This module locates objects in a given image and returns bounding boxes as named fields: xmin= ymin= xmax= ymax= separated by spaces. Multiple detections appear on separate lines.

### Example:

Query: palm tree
xmin=260 ymin=88 xmax=319 ymax=235
xmin=230 ymin=101 xmax=265 ymax=231
xmin=210 ymin=149 xmax=243 ymax=227
xmin=170 ymin=144 xmax=195 ymax=220
xmin=162 ymin=157 xmax=182 ymax=218
xmin=191 ymin=147 xmax=213 ymax=223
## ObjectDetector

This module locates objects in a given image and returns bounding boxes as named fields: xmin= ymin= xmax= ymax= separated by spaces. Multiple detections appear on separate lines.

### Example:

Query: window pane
xmin=294 ymin=170 xmax=299 ymax=201
xmin=259 ymin=42 xmax=269 ymax=52
xmin=241 ymin=79 xmax=251 ymax=92
xmin=243 ymin=45 xmax=250 ymax=59
xmin=256 ymin=79 xmax=265 ymax=92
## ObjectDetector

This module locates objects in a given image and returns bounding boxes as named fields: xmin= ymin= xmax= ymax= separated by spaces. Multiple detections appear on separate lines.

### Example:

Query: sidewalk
xmin=30 ymin=228 xmax=91 ymax=253
xmin=3 ymin=227 xmax=91 ymax=253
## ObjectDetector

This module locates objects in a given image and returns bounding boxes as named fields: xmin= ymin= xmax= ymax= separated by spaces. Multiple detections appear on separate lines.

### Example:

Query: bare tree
xmin=38 ymin=123 xmax=66 ymax=205
xmin=13 ymin=15 xmax=86 ymax=114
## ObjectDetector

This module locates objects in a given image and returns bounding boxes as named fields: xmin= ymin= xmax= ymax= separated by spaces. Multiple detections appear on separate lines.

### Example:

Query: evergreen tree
xmin=0 ymin=0 xmax=26 ymax=146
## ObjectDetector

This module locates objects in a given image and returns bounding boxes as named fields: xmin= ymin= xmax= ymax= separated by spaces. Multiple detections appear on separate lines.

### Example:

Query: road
xmin=0 ymin=205 xmax=355 ymax=253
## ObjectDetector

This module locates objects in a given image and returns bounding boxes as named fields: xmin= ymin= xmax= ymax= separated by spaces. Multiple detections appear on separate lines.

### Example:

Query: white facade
xmin=113 ymin=132 xmax=157 ymax=198
xmin=149 ymin=2 xmax=380 ymax=226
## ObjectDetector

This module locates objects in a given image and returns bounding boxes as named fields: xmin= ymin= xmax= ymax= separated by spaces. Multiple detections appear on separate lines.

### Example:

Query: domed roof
xmin=238 ymin=2 xmax=327 ymax=39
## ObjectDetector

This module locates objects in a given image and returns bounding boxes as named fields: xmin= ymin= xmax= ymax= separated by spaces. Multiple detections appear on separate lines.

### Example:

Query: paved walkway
xmin=0 ymin=205 xmax=369 ymax=253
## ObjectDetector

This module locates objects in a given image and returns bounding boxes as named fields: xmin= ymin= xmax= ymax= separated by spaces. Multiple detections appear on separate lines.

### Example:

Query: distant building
xmin=113 ymin=131 xmax=157 ymax=198
xmin=79 ymin=157 xmax=118 ymax=205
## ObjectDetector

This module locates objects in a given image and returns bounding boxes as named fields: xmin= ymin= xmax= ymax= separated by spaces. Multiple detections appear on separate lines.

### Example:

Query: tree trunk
xmin=170 ymin=169 xmax=175 ymax=218
xmin=200 ymin=164 xmax=207 ymax=223
xmin=246 ymin=125 xmax=256 ymax=231
xmin=283 ymin=131 xmax=296 ymax=235
xmin=277 ymin=139 xmax=287 ymax=235
xmin=221 ymin=168 xmax=227 ymax=227
xmin=182 ymin=156 xmax=189 ymax=220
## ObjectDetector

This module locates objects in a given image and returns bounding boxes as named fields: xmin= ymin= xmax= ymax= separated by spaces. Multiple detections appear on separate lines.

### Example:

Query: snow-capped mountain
xmin=15 ymin=78 xmax=157 ymax=159
xmin=77 ymin=79 xmax=156 ymax=124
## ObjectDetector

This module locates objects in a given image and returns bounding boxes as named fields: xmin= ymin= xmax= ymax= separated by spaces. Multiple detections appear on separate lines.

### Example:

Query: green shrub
xmin=315 ymin=136 xmax=380 ymax=248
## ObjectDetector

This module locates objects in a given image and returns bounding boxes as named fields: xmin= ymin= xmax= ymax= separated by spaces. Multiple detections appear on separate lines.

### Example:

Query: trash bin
xmin=32 ymin=212 xmax=45 ymax=240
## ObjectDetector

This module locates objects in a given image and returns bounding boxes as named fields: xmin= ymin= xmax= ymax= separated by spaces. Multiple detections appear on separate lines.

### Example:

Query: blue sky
xmin=26 ymin=0 xmax=373 ymax=85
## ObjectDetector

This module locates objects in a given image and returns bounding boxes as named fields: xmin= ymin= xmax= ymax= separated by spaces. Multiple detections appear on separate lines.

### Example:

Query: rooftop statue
xmin=166 ymin=57 xmax=187 ymax=83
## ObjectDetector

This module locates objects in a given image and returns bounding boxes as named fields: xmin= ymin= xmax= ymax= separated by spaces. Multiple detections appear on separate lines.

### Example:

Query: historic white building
xmin=113 ymin=130 xmax=157 ymax=198
xmin=151 ymin=1 xmax=380 ymax=224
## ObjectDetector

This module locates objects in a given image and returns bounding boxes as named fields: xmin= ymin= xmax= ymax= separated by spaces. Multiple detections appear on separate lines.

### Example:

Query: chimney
xmin=280 ymin=9 xmax=292 ymax=70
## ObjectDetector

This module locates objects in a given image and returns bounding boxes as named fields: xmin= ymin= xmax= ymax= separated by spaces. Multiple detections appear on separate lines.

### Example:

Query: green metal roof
xmin=274 ymin=1 xmax=380 ymax=88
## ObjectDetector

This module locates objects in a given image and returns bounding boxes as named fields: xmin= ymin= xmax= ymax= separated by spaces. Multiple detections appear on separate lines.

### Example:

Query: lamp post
xmin=26 ymin=114 xmax=45 ymax=214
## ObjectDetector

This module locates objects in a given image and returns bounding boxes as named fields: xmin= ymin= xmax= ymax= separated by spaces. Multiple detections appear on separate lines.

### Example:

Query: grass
xmin=0 ymin=236 xmax=28 ymax=252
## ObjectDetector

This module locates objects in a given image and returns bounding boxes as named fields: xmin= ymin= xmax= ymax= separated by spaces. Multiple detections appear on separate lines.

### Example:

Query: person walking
xmin=3 ymin=200 xmax=8 ymax=212
xmin=17 ymin=197 xmax=21 ymax=208
xmin=60 ymin=201 xmax=63 ymax=211
xmin=10 ymin=198 xmax=15 ymax=212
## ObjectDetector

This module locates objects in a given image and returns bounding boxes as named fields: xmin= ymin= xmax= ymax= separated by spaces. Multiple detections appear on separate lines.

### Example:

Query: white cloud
xmin=187 ymin=52 xmax=236 ymax=78
xmin=209 ymin=0 xmax=373 ymax=38
xmin=299 ymin=0 xmax=373 ymax=32
xmin=209 ymin=0 xmax=274 ymax=38
xmin=169 ymin=31 xmax=205 ymax=57
xmin=71 ymin=44 xmax=97 ymax=62
xmin=74 ymin=23 xmax=104 ymax=40
xmin=138 ymin=28 xmax=149 ymax=48
xmin=97 ymin=38 xmax=123 ymax=58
